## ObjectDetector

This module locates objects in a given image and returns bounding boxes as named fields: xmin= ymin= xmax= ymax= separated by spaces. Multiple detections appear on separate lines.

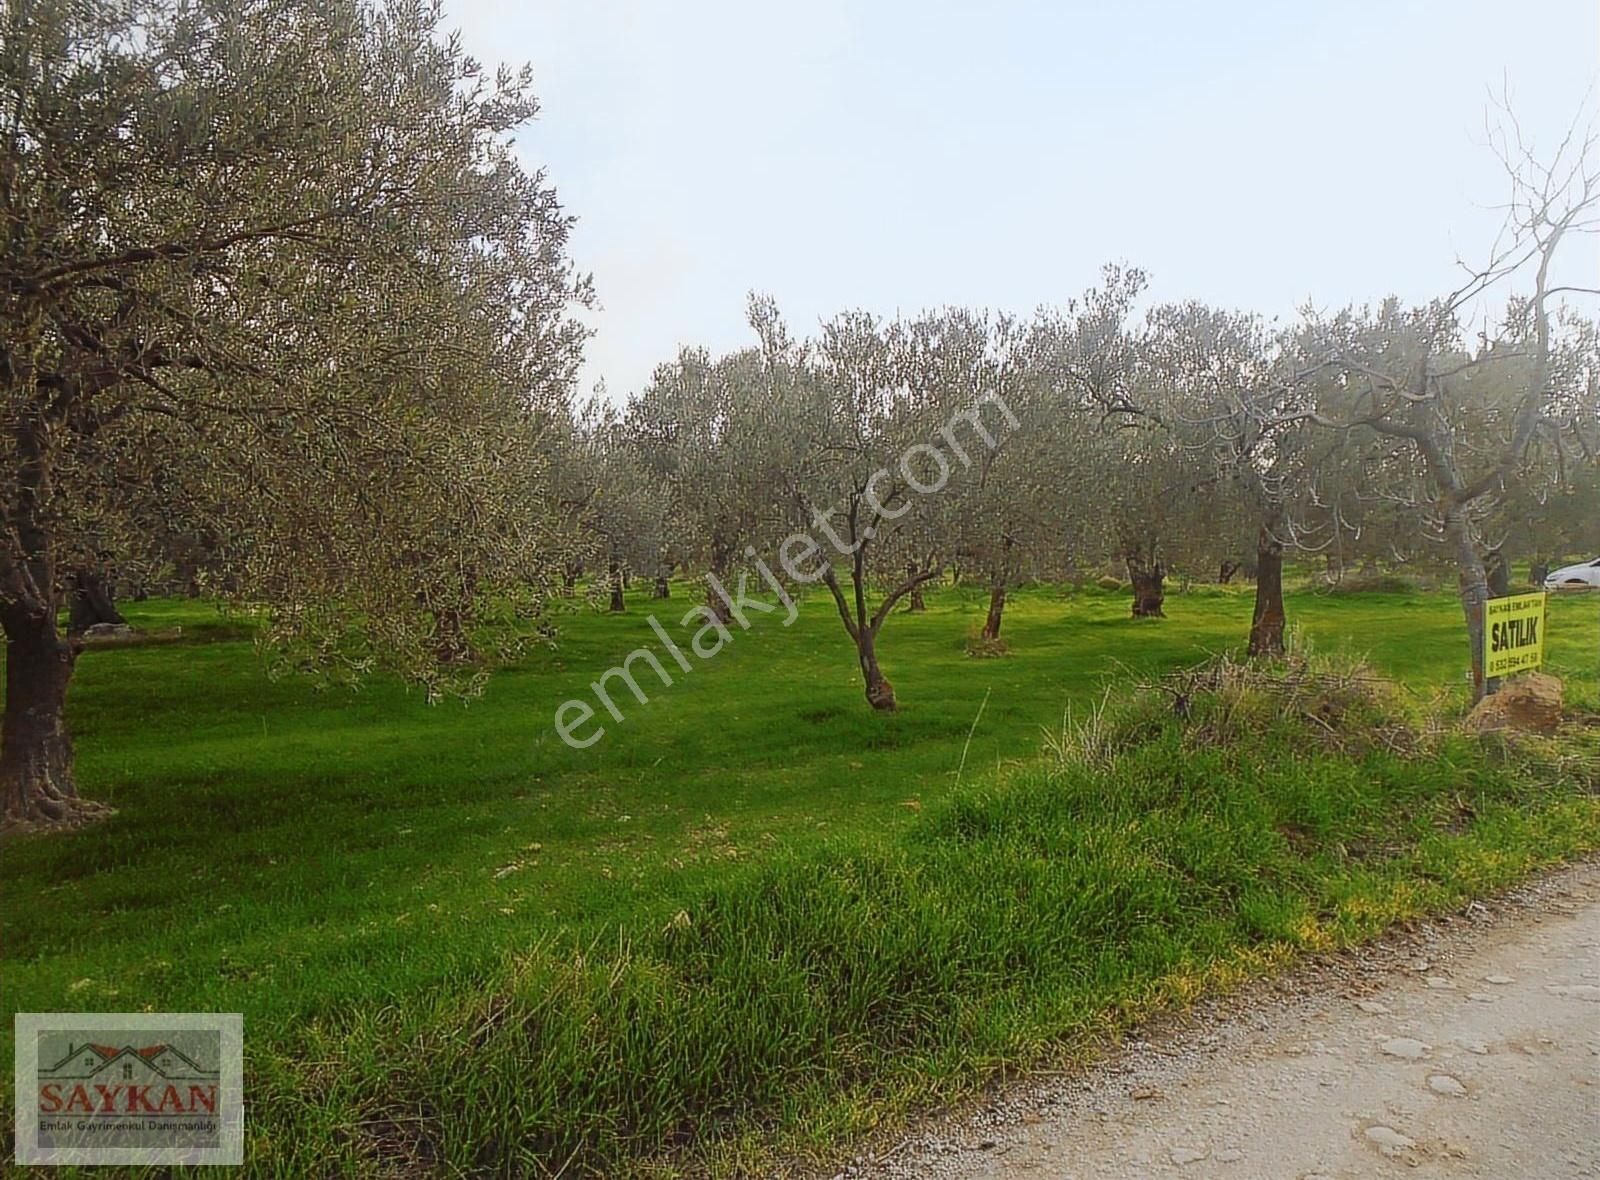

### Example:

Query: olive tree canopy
xmin=1 ymin=0 xmax=591 ymax=826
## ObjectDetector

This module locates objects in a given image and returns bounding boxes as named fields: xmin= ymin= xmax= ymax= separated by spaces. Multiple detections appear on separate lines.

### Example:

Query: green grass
xmin=2 ymin=580 xmax=1597 ymax=1176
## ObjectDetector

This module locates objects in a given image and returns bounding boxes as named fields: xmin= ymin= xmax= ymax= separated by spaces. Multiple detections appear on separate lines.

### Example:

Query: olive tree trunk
xmin=857 ymin=628 xmax=896 ymax=711
xmin=1445 ymin=505 xmax=1494 ymax=701
xmin=981 ymin=582 xmax=1006 ymax=641
xmin=1126 ymin=557 xmax=1166 ymax=618
xmin=608 ymin=560 xmax=625 ymax=612
xmin=68 ymin=569 xmax=126 ymax=633
xmin=904 ymin=562 xmax=926 ymax=612
xmin=705 ymin=535 xmax=733 ymax=623
xmin=1247 ymin=524 xmax=1286 ymax=656
xmin=819 ymin=561 xmax=932 ymax=713
xmin=1 ymin=606 xmax=83 ymax=827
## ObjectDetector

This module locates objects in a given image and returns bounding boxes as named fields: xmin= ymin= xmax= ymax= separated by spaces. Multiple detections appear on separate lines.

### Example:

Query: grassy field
xmin=2 ymin=579 xmax=1597 ymax=1175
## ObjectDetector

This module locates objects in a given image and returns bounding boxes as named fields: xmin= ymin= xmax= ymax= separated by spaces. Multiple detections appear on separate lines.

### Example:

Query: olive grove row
xmin=561 ymin=249 xmax=1598 ymax=709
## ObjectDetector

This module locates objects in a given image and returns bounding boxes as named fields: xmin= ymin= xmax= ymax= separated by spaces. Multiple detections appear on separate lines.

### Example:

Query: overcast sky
xmin=449 ymin=1 xmax=1599 ymax=401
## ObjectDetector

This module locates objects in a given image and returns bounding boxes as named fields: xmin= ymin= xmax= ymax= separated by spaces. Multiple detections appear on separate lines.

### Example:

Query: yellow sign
xmin=1485 ymin=591 xmax=1546 ymax=678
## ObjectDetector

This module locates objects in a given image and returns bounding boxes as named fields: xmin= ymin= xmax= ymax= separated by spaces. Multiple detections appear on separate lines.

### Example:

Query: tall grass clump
xmin=1044 ymin=640 xmax=1434 ymax=768
xmin=266 ymin=651 xmax=1599 ymax=1177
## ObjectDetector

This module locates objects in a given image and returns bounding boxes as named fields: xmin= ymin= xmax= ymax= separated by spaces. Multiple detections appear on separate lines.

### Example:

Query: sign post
xmin=1484 ymin=591 xmax=1547 ymax=679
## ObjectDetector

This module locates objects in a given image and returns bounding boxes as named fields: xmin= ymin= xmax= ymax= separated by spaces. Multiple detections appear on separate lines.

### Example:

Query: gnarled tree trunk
xmin=981 ymin=581 xmax=1006 ymax=641
xmin=820 ymin=561 xmax=906 ymax=712
xmin=705 ymin=535 xmax=733 ymax=623
xmin=1 ymin=607 xmax=84 ymax=828
xmin=68 ymin=568 xmax=126 ymax=633
xmin=857 ymin=629 xmax=896 ymax=711
xmin=904 ymin=562 xmax=926 ymax=612
xmin=2 ymin=410 xmax=100 ymax=831
xmin=608 ymin=560 xmax=625 ymax=612
xmin=653 ymin=574 xmax=671 ymax=599
xmin=1247 ymin=524 xmax=1285 ymax=656
xmin=1126 ymin=555 xmax=1166 ymax=618
xmin=703 ymin=579 xmax=729 ymax=622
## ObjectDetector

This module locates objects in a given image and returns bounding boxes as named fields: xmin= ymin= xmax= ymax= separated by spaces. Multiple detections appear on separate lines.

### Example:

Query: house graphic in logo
xmin=36 ymin=1037 xmax=222 ymax=1119
xmin=43 ymin=1041 xmax=220 ymax=1085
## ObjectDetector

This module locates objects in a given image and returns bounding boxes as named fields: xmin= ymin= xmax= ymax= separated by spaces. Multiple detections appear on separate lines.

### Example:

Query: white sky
xmin=448 ymin=1 xmax=1600 ymax=400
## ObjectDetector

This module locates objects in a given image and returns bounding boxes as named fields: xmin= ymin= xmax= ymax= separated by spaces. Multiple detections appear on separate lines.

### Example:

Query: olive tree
xmin=1283 ymin=109 xmax=1596 ymax=699
xmin=625 ymin=344 xmax=788 ymax=619
xmin=1144 ymin=301 xmax=1340 ymax=653
xmin=1031 ymin=266 xmax=1216 ymax=618
xmin=766 ymin=305 xmax=1015 ymax=710
xmin=930 ymin=312 xmax=1052 ymax=642
xmin=1481 ymin=311 xmax=1600 ymax=577
xmin=1 ymin=0 xmax=591 ymax=826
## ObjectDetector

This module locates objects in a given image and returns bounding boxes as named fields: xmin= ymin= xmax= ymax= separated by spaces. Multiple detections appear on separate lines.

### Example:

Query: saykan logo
xmin=14 ymin=1013 xmax=243 ymax=1166
xmin=38 ymin=1039 xmax=220 ymax=1115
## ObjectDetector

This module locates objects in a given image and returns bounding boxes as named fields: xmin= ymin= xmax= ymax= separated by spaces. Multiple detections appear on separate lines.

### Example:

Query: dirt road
xmin=842 ymin=861 xmax=1600 ymax=1180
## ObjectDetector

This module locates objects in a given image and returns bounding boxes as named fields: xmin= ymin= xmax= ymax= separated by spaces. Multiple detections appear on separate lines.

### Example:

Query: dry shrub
xmin=1154 ymin=650 xmax=1424 ymax=756
xmin=964 ymin=630 xmax=1009 ymax=659
xmin=1041 ymin=689 xmax=1121 ymax=772
xmin=1046 ymin=640 xmax=1433 ymax=769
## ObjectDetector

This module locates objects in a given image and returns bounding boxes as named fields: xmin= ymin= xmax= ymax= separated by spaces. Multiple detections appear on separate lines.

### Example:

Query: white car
xmin=1545 ymin=557 xmax=1600 ymax=592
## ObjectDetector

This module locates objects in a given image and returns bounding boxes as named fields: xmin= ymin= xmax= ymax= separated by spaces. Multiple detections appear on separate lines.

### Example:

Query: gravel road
xmin=830 ymin=859 xmax=1600 ymax=1180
